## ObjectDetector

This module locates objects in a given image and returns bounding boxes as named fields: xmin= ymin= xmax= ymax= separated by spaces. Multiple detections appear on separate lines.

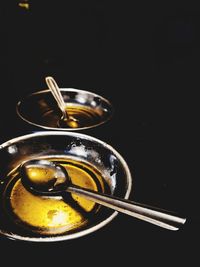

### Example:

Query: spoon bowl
xmin=20 ymin=159 xmax=70 ymax=195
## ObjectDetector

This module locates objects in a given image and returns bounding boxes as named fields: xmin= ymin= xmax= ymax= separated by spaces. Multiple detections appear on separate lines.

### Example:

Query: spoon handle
xmin=67 ymin=185 xmax=186 ymax=231
xmin=45 ymin=76 xmax=69 ymax=120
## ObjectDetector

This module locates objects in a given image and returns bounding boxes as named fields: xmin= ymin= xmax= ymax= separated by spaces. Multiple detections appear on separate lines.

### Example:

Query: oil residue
xmin=41 ymin=105 xmax=104 ymax=128
xmin=2 ymin=157 xmax=110 ymax=236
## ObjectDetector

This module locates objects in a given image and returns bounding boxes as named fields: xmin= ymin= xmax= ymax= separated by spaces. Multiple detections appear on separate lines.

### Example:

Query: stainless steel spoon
xmin=45 ymin=76 xmax=78 ymax=128
xmin=20 ymin=159 xmax=186 ymax=231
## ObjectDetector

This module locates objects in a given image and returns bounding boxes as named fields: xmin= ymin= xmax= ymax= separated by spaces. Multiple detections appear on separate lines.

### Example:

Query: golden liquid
xmin=3 ymin=158 xmax=109 ymax=236
xmin=41 ymin=105 xmax=104 ymax=129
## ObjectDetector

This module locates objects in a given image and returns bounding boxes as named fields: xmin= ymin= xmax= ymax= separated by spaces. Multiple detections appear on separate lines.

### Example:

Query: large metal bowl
xmin=0 ymin=131 xmax=132 ymax=242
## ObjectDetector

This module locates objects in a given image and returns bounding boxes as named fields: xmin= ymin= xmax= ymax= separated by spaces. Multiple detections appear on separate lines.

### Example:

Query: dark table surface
xmin=1 ymin=1 xmax=200 ymax=264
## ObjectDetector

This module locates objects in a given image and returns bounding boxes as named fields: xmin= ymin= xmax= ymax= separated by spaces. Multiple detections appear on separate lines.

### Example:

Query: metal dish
xmin=0 ymin=131 xmax=132 ymax=242
xmin=16 ymin=88 xmax=114 ymax=131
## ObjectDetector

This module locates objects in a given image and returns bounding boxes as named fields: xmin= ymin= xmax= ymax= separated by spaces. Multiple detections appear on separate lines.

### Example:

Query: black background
xmin=1 ymin=1 xmax=200 ymax=265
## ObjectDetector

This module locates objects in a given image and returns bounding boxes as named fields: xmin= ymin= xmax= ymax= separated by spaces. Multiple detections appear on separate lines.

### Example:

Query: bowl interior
xmin=16 ymin=89 xmax=114 ymax=131
xmin=0 ymin=131 xmax=132 ymax=242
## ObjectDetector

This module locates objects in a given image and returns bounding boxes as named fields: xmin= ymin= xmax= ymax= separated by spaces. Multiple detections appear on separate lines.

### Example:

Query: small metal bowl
xmin=16 ymin=88 xmax=114 ymax=131
xmin=0 ymin=131 xmax=132 ymax=242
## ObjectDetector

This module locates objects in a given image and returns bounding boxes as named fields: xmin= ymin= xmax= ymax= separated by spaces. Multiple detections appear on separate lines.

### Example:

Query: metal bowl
xmin=16 ymin=88 xmax=114 ymax=131
xmin=0 ymin=131 xmax=132 ymax=242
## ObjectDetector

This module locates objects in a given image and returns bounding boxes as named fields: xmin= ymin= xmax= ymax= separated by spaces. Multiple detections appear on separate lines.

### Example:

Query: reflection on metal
xmin=18 ymin=1 xmax=29 ymax=10
xmin=7 ymin=145 xmax=18 ymax=155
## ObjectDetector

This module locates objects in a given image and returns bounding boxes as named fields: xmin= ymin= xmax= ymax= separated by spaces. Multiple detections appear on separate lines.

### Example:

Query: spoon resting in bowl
xmin=45 ymin=76 xmax=79 ymax=128
xmin=20 ymin=159 xmax=186 ymax=231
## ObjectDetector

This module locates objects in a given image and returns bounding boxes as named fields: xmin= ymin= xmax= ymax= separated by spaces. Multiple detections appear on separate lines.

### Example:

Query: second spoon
xmin=45 ymin=76 xmax=78 ymax=128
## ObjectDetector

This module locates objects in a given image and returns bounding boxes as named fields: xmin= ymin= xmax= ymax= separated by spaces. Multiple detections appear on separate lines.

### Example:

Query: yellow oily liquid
xmin=4 ymin=158 xmax=108 ymax=236
xmin=41 ymin=105 xmax=104 ymax=129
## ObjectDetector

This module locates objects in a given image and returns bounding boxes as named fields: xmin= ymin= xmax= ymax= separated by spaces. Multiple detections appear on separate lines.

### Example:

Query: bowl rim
xmin=16 ymin=88 xmax=114 ymax=131
xmin=0 ymin=131 xmax=132 ymax=242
